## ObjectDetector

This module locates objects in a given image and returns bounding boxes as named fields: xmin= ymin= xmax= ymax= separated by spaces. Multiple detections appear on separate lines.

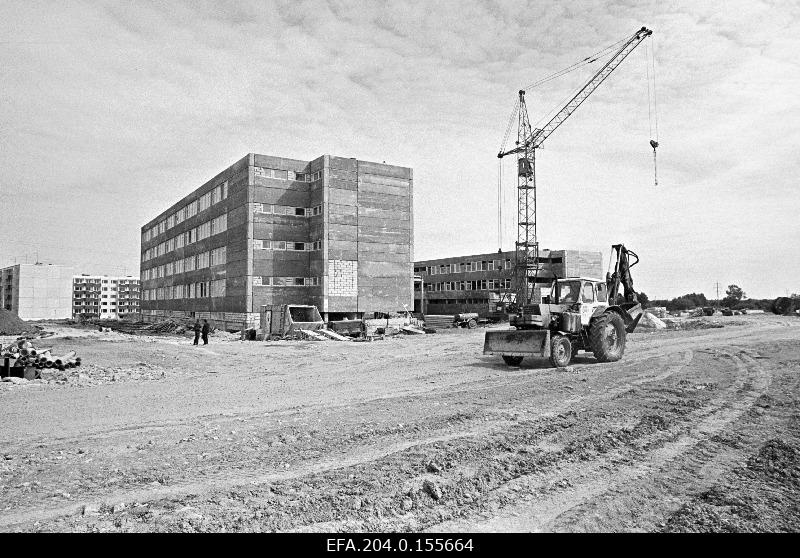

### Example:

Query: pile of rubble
xmin=1 ymin=338 xmax=82 ymax=373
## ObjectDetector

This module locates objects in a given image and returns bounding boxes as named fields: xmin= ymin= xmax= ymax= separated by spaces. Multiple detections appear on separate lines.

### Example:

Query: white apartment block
xmin=72 ymin=275 xmax=141 ymax=319
xmin=0 ymin=263 xmax=76 ymax=320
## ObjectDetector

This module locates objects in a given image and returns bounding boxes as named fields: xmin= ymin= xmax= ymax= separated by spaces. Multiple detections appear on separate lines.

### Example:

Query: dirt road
xmin=1 ymin=314 xmax=798 ymax=532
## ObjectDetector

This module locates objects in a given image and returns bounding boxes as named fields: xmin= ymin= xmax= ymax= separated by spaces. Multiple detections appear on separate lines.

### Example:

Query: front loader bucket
xmin=621 ymin=302 xmax=643 ymax=333
xmin=483 ymin=329 xmax=550 ymax=358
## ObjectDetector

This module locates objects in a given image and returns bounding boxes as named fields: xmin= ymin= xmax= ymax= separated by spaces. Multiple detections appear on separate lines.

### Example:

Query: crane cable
xmin=498 ymin=36 xmax=628 ymax=155
xmin=645 ymin=36 xmax=659 ymax=186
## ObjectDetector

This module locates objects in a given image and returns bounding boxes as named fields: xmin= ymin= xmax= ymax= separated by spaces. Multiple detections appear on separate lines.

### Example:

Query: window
xmin=293 ymin=242 xmax=305 ymax=251
xmin=253 ymin=239 xmax=264 ymax=249
xmin=211 ymin=279 xmax=225 ymax=297
xmin=273 ymin=241 xmax=286 ymax=251
xmin=581 ymin=283 xmax=595 ymax=303
xmin=210 ymin=246 xmax=226 ymax=266
xmin=294 ymin=277 xmax=304 ymax=286
xmin=211 ymin=213 xmax=227 ymax=234
xmin=186 ymin=200 xmax=198 ymax=218
xmin=199 ymin=191 xmax=212 ymax=212
xmin=197 ymin=251 xmax=209 ymax=269
xmin=175 ymin=234 xmax=184 ymax=249
xmin=596 ymin=282 xmax=608 ymax=303
xmin=294 ymin=207 xmax=306 ymax=216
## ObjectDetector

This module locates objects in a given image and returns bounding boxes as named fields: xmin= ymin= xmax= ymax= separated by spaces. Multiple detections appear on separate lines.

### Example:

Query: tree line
xmin=639 ymin=285 xmax=797 ymax=312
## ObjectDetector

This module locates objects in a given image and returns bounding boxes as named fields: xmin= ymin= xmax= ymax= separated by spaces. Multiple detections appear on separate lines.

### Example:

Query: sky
xmin=1 ymin=0 xmax=798 ymax=300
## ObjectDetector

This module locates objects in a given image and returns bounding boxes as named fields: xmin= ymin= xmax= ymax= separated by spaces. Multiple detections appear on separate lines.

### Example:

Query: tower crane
xmin=484 ymin=27 xmax=652 ymax=368
xmin=498 ymin=26 xmax=652 ymax=311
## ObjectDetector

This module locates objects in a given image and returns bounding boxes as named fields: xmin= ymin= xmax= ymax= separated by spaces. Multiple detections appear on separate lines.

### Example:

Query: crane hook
xmin=649 ymin=139 xmax=659 ymax=186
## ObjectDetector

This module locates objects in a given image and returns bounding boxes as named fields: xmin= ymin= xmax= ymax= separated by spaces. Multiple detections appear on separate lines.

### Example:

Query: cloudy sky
xmin=1 ymin=0 xmax=798 ymax=299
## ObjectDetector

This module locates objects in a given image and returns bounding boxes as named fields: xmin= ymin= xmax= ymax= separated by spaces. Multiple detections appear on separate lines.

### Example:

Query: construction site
xmin=2 ymin=16 xmax=799 ymax=536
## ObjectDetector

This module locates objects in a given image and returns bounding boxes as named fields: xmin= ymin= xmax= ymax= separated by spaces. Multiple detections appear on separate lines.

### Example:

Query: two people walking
xmin=193 ymin=319 xmax=210 ymax=345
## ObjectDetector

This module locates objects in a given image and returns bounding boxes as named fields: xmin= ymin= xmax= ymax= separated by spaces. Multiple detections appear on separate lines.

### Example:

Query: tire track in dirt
xmin=428 ymin=348 xmax=771 ymax=532
xmin=0 ymin=349 xmax=694 ymax=530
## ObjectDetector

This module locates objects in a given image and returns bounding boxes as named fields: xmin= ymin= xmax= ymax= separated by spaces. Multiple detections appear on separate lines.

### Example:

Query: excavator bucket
xmin=620 ymin=302 xmax=643 ymax=333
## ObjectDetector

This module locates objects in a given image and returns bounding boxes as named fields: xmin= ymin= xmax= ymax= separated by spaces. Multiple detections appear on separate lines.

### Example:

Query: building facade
xmin=0 ymin=263 xmax=76 ymax=320
xmin=413 ymin=249 xmax=603 ymax=316
xmin=72 ymin=275 xmax=141 ymax=319
xmin=140 ymin=153 xmax=413 ymax=330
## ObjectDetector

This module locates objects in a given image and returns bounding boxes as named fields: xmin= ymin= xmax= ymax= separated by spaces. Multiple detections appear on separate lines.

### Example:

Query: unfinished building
xmin=413 ymin=249 xmax=603 ymax=317
xmin=140 ymin=153 xmax=414 ymax=330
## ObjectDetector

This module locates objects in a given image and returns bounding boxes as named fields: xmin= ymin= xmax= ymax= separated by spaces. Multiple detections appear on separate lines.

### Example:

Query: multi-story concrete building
xmin=413 ymin=249 xmax=603 ymax=316
xmin=140 ymin=153 xmax=413 ymax=330
xmin=0 ymin=263 xmax=76 ymax=320
xmin=72 ymin=275 xmax=141 ymax=319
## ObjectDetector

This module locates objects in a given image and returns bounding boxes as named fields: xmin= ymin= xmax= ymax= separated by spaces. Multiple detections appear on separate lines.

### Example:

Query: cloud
xmin=0 ymin=0 xmax=797 ymax=296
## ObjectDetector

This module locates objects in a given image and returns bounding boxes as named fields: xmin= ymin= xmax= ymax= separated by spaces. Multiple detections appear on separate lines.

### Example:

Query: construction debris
xmin=640 ymin=312 xmax=667 ymax=329
xmin=1 ymin=338 xmax=83 ymax=380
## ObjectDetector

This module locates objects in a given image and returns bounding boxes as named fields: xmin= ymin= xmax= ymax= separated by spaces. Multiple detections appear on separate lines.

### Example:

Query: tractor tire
xmin=590 ymin=312 xmax=626 ymax=363
xmin=549 ymin=335 xmax=572 ymax=368
xmin=467 ymin=318 xmax=478 ymax=329
xmin=502 ymin=355 xmax=524 ymax=366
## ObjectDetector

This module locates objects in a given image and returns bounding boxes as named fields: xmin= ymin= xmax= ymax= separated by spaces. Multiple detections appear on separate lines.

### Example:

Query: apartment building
xmin=140 ymin=153 xmax=413 ymax=330
xmin=72 ymin=275 xmax=141 ymax=319
xmin=0 ymin=263 xmax=76 ymax=320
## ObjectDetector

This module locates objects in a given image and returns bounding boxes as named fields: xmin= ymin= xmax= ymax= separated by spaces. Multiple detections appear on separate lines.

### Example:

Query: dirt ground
xmin=1 ymin=314 xmax=799 ymax=533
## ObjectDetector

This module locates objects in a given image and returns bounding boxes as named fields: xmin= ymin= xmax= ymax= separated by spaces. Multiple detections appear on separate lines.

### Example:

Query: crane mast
xmin=499 ymin=27 xmax=652 ymax=311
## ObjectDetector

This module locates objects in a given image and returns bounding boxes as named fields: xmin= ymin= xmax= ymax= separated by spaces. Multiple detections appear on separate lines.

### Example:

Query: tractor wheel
xmin=549 ymin=335 xmax=572 ymax=368
xmin=467 ymin=318 xmax=478 ymax=329
xmin=502 ymin=355 xmax=524 ymax=366
xmin=590 ymin=312 xmax=626 ymax=362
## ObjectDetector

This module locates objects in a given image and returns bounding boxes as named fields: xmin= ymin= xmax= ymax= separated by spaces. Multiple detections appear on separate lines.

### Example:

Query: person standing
xmin=193 ymin=320 xmax=201 ymax=345
xmin=201 ymin=319 xmax=210 ymax=345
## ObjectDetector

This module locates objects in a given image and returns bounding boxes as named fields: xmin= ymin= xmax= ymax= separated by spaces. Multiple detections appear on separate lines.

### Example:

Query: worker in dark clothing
xmin=201 ymin=319 xmax=210 ymax=345
xmin=193 ymin=320 xmax=201 ymax=345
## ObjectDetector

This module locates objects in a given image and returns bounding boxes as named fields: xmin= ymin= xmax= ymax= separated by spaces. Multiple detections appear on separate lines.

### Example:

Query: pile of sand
xmin=0 ymin=308 xmax=35 ymax=335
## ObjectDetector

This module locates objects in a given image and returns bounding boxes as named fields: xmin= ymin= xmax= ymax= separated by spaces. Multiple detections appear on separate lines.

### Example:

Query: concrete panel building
xmin=413 ymin=249 xmax=603 ymax=317
xmin=72 ymin=275 xmax=141 ymax=319
xmin=0 ymin=263 xmax=76 ymax=320
xmin=140 ymin=153 xmax=413 ymax=330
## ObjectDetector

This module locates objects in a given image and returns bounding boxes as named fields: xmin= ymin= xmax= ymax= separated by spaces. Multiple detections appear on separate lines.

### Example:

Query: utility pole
xmin=715 ymin=282 xmax=720 ymax=308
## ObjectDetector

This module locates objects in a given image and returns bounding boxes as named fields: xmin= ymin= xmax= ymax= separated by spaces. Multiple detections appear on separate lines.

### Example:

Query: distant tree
xmin=722 ymin=284 xmax=745 ymax=307
xmin=637 ymin=291 xmax=650 ymax=308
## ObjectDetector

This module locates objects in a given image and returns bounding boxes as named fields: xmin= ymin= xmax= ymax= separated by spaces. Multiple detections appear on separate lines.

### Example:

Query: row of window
xmin=415 ymin=257 xmax=564 ymax=276
xmin=253 ymin=276 xmax=320 ymax=287
xmin=73 ymin=279 xmax=138 ymax=285
xmin=142 ymin=213 xmax=228 ymax=263
xmin=143 ymin=279 xmax=226 ymax=301
xmin=253 ymin=203 xmax=323 ymax=217
xmin=142 ymin=182 xmax=228 ymax=242
xmin=428 ymin=298 xmax=492 ymax=305
xmin=253 ymin=240 xmax=322 ymax=252
xmin=425 ymin=279 xmax=512 ymax=292
xmin=416 ymin=259 xmax=511 ymax=275
xmin=74 ymin=301 xmax=140 ymax=306
xmin=143 ymin=247 xmax=227 ymax=280
xmin=254 ymin=167 xmax=322 ymax=183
